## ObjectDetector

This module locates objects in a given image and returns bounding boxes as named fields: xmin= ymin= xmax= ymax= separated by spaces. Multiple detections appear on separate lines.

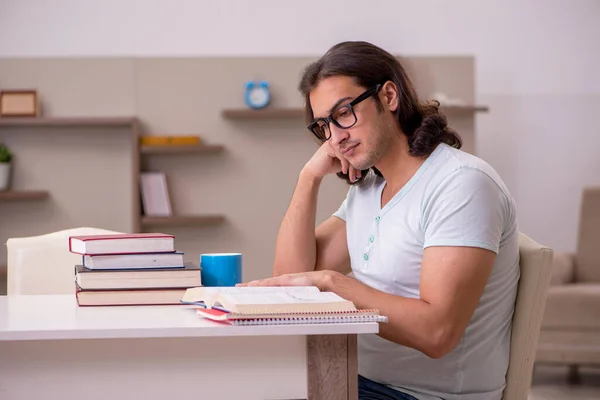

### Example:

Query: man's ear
xmin=381 ymin=81 xmax=399 ymax=112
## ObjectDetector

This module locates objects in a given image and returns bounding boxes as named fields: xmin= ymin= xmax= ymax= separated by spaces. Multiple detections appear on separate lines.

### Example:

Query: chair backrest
xmin=575 ymin=186 xmax=600 ymax=282
xmin=502 ymin=233 xmax=554 ymax=400
xmin=6 ymin=227 xmax=122 ymax=295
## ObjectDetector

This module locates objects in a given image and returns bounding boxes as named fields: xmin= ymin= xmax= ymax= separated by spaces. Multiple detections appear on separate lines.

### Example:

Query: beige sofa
xmin=536 ymin=187 xmax=600 ymax=381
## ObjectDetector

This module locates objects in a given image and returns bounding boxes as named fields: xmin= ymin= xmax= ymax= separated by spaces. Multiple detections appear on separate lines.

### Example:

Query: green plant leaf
xmin=0 ymin=143 xmax=13 ymax=163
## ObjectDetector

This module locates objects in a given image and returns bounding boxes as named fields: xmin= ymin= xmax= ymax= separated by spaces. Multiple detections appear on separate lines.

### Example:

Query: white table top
xmin=0 ymin=295 xmax=379 ymax=341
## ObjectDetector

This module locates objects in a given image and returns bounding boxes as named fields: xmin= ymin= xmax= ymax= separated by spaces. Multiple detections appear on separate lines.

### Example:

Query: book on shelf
xmin=75 ymin=263 xmax=201 ymax=290
xmin=140 ymin=136 xmax=201 ymax=146
xmin=69 ymin=232 xmax=175 ymax=255
xmin=82 ymin=251 xmax=185 ymax=270
xmin=182 ymin=286 xmax=388 ymax=326
xmin=140 ymin=172 xmax=172 ymax=217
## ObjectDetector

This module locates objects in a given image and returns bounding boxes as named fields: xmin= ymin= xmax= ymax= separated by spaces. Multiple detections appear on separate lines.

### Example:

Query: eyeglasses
xmin=307 ymin=84 xmax=382 ymax=141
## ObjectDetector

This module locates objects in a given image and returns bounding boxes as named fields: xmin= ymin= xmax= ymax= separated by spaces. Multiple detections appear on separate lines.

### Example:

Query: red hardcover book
xmin=69 ymin=233 xmax=175 ymax=255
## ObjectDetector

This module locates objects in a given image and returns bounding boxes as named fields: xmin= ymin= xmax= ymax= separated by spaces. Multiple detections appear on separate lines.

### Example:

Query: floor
xmin=530 ymin=365 xmax=600 ymax=400
xmin=1 ymin=276 xmax=598 ymax=399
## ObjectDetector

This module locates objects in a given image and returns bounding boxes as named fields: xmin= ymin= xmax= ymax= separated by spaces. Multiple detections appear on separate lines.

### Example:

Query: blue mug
xmin=200 ymin=253 xmax=242 ymax=287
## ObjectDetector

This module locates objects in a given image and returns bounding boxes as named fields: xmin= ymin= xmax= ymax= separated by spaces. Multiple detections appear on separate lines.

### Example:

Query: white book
xmin=181 ymin=286 xmax=321 ymax=307
xmin=185 ymin=286 xmax=389 ymax=325
xmin=140 ymin=172 xmax=172 ymax=216
xmin=69 ymin=232 xmax=175 ymax=255
xmin=83 ymin=252 xmax=185 ymax=270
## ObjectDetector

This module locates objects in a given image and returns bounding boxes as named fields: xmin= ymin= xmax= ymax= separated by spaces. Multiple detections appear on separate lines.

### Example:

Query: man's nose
xmin=330 ymin=124 xmax=349 ymax=146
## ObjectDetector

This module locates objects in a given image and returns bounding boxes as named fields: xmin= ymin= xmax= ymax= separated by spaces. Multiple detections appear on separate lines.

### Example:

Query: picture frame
xmin=0 ymin=90 xmax=39 ymax=117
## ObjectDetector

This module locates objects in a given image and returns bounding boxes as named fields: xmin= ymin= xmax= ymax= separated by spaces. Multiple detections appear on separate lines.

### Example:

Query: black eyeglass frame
xmin=307 ymin=83 xmax=383 ymax=141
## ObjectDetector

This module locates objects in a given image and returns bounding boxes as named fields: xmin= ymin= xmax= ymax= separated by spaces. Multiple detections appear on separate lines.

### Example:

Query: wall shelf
xmin=0 ymin=116 xmax=141 ymax=234
xmin=0 ymin=190 xmax=50 ymax=201
xmin=440 ymin=105 xmax=489 ymax=113
xmin=0 ymin=116 xmax=137 ymax=127
xmin=141 ymin=215 xmax=226 ymax=227
xmin=221 ymin=105 xmax=488 ymax=120
xmin=140 ymin=144 xmax=225 ymax=155
xmin=222 ymin=108 xmax=305 ymax=119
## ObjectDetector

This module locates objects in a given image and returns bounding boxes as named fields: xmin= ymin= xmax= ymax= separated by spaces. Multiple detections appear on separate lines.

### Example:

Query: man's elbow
xmin=422 ymin=326 xmax=462 ymax=359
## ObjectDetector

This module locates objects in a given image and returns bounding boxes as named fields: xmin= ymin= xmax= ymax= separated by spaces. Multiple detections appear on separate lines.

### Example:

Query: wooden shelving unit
xmin=0 ymin=116 xmax=141 ymax=234
xmin=138 ymin=132 xmax=227 ymax=232
xmin=140 ymin=144 xmax=225 ymax=155
xmin=221 ymin=105 xmax=488 ymax=120
xmin=139 ymin=140 xmax=226 ymax=230
xmin=0 ymin=190 xmax=50 ymax=201
xmin=0 ymin=115 xmax=227 ymax=253
xmin=0 ymin=116 xmax=137 ymax=127
xmin=141 ymin=215 xmax=226 ymax=227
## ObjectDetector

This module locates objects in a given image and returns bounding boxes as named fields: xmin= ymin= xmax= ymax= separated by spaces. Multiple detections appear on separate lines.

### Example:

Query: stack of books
xmin=69 ymin=232 xmax=202 ymax=306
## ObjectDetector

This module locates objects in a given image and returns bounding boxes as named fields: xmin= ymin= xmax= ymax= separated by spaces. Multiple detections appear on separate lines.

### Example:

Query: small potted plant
xmin=0 ymin=143 xmax=13 ymax=191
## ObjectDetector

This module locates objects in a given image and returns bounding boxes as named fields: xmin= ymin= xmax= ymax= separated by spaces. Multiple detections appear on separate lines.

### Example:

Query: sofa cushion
xmin=575 ymin=187 xmax=600 ymax=282
xmin=537 ymin=329 xmax=600 ymax=364
xmin=541 ymin=283 xmax=600 ymax=329
xmin=551 ymin=252 xmax=575 ymax=285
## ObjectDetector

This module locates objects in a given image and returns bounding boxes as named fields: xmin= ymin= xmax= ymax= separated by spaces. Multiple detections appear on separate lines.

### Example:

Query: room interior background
xmin=0 ymin=55 xmax=479 ymax=282
xmin=0 ymin=0 xmax=598 ymax=282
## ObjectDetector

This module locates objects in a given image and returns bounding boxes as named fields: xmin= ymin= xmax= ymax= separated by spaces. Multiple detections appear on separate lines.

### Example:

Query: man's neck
xmin=375 ymin=135 xmax=429 ymax=195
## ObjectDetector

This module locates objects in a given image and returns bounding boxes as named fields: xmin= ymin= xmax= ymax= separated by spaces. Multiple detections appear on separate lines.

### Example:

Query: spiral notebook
xmin=197 ymin=307 xmax=388 ymax=326
xmin=184 ymin=286 xmax=388 ymax=326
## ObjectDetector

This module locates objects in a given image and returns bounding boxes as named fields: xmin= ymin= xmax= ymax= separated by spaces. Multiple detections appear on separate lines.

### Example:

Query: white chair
xmin=502 ymin=233 xmax=554 ymax=400
xmin=6 ymin=227 xmax=122 ymax=295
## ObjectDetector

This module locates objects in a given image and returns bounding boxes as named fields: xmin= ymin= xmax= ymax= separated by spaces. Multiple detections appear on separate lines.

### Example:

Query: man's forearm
xmin=323 ymin=272 xmax=459 ymax=359
xmin=272 ymin=169 xmax=322 ymax=276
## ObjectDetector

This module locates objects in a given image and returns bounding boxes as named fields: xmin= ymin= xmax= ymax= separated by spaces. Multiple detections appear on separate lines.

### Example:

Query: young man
xmin=243 ymin=41 xmax=520 ymax=400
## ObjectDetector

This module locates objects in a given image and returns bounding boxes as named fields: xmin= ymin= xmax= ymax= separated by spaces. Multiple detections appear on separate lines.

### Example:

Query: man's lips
xmin=341 ymin=143 xmax=359 ymax=155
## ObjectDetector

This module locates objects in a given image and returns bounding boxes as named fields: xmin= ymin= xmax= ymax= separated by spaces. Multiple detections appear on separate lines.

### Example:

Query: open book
xmin=181 ymin=286 xmax=388 ymax=325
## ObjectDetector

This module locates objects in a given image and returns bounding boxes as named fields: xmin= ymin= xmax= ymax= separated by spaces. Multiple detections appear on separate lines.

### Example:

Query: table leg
xmin=307 ymin=334 xmax=358 ymax=400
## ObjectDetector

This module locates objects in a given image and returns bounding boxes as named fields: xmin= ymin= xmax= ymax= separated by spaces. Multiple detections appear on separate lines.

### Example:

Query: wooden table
xmin=0 ymin=295 xmax=378 ymax=400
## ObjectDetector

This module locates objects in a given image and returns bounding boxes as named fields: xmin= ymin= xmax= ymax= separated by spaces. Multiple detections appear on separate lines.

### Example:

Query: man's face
xmin=309 ymin=76 xmax=394 ymax=170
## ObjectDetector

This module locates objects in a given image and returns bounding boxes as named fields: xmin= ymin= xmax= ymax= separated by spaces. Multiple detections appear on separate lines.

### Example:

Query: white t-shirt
xmin=333 ymin=143 xmax=520 ymax=400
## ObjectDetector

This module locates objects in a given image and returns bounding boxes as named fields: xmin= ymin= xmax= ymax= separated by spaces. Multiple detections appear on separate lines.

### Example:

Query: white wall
xmin=1 ymin=0 xmax=599 ymax=253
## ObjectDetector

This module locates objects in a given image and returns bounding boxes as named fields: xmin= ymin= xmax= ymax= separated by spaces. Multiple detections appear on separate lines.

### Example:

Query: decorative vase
xmin=0 ymin=162 xmax=12 ymax=191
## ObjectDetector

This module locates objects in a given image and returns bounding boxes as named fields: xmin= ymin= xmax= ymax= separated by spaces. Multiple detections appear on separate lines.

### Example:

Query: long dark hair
xmin=298 ymin=41 xmax=461 ymax=184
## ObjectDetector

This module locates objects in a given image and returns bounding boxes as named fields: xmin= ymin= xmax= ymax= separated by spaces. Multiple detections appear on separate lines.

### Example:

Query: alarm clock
xmin=244 ymin=80 xmax=271 ymax=109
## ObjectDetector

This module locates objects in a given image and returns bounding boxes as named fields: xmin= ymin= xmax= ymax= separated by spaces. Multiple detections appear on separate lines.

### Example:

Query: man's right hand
xmin=302 ymin=142 xmax=362 ymax=182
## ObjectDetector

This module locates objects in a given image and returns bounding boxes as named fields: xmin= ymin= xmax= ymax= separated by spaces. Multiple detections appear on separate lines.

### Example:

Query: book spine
xmin=81 ymin=234 xmax=175 ymax=241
